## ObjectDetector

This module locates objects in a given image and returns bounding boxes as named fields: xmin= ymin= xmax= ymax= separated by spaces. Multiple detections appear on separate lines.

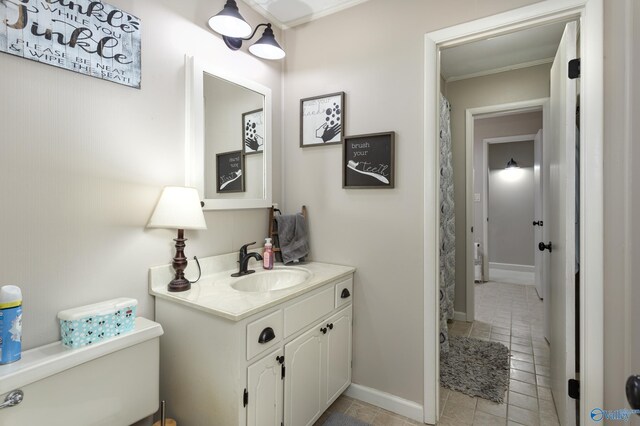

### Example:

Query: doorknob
xmin=626 ymin=375 xmax=640 ymax=410
xmin=533 ymin=221 xmax=544 ymax=226
xmin=538 ymin=242 xmax=553 ymax=253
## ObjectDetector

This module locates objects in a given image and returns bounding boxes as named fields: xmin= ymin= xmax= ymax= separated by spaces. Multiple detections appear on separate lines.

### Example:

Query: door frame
xmin=465 ymin=99 xmax=547 ymax=320
xmin=423 ymin=0 xmax=603 ymax=424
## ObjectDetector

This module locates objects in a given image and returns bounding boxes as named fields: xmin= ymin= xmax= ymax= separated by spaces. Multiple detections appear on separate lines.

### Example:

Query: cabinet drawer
xmin=284 ymin=287 xmax=333 ymax=337
xmin=247 ymin=310 xmax=283 ymax=360
xmin=334 ymin=277 xmax=353 ymax=309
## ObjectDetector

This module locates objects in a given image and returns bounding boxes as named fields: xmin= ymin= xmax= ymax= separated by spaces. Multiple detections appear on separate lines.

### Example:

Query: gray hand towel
xmin=275 ymin=213 xmax=309 ymax=264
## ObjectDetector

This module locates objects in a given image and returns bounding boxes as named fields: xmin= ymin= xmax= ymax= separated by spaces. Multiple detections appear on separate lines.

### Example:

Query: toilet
xmin=0 ymin=317 xmax=163 ymax=425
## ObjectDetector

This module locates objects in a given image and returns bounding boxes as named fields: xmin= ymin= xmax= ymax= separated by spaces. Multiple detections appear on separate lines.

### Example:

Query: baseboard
xmin=344 ymin=383 xmax=423 ymax=422
xmin=453 ymin=311 xmax=467 ymax=322
xmin=489 ymin=262 xmax=534 ymax=273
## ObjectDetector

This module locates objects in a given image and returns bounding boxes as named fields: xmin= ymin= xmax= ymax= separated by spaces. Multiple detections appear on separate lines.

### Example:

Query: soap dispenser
xmin=263 ymin=238 xmax=274 ymax=270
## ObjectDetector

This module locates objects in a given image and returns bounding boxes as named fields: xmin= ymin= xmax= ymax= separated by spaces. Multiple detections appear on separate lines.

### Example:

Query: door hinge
xmin=568 ymin=379 xmax=580 ymax=399
xmin=569 ymin=58 xmax=580 ymax=79
xmin=243 ymin=388 xmax=249 ymax=407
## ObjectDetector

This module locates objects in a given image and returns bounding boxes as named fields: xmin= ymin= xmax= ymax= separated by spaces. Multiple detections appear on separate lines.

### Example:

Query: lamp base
xmin=168 ymin=277 xmax=191 ymax=292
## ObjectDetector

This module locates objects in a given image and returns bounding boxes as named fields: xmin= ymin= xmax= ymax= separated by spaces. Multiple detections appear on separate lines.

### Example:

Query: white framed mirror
xmin=185 ymin=55 xmax=273 ymax=210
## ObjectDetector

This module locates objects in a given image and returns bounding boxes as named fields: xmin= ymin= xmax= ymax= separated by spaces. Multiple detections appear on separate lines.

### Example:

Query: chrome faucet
xmin=231 ymin=242 xmax=263 ymax=277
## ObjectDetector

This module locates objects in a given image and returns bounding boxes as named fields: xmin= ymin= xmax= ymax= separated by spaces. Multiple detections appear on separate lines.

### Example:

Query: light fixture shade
xmin=147 ymin=187 xmax=207 ymax=230
xmin=208 ymin=0 xmax=252 ymax=38
xmin=249 ymin=25 xmax=286 ymax=60
xmin=506 ymin=158 xmax=519 ymax=169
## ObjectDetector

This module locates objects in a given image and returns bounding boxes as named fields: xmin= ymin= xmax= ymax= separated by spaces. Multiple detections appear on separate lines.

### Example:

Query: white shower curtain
xmin=439 ymin=94 xmax=455 ymax=352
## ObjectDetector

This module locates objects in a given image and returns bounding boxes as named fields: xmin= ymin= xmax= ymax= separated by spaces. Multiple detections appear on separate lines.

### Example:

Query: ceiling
xmin=441 ymin=21 xmax=568 ymax=82
xmin=243 ymin=0 xmax=370 ymax=28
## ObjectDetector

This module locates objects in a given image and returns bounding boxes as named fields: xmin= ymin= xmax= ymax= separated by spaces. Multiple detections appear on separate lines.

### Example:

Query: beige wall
xmin=0 ymin=0 xmax=282 ymax=350
xmin=487 ymin=141 xmax=535 ymax=266
xmin=282 ymin=0 xmax=542 ymax=404
xmin=445 ymin=64 xmax=550 ymax=312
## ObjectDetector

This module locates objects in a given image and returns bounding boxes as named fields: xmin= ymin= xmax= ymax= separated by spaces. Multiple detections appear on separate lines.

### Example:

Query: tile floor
xmin=315 ymin=280 xmax=559 ymax=425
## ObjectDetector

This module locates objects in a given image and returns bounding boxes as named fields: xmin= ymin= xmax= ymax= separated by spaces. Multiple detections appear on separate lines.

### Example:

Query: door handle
xmin=258 ymin=327 xmax=275 ymax=344
xmin=533 ymin=221 xmax=544 ymax=226
xmin=538 ymin=242 xmax=553 ymax=253
xmin=341 ymin=288 xmax=351 ymax=299
xmin=626 ymin=375 xmax=640 ymax=410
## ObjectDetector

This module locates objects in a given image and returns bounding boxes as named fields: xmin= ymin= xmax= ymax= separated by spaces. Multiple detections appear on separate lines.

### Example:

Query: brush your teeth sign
xmin=0 ymin=0 xmax=142 ymax=88
xmin=217 ymin=150 xmax=244 ymax=193
xmin=343 ymin=132 xmax=395 ymax=188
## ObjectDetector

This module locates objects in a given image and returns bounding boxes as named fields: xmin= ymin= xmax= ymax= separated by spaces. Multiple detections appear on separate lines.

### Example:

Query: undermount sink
xmin=231 ymin=268 xmax=312 ymax=292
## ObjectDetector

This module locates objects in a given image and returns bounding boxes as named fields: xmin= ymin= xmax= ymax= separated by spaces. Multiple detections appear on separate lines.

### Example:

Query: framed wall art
xmin=343 ymin=132 xmax=395 ymax=189
xmin=216 ymin=150 xmax=244 ymax=193
xmin=300 ymin=92 xmax=345 ymax=147
xmin=242 ymin=109 xmax=264 ymax=154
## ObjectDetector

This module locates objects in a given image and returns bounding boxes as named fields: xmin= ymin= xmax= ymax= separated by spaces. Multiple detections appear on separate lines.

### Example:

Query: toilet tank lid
xmin=57 ymin=298 xmax=138 ymax=321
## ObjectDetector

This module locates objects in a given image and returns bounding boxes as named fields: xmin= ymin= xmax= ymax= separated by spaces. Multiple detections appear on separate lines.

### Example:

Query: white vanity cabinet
xmin=153 ymin=270 xmax=354 ymax=426
xmin=284 ymin=306 xmax=352 ymax=426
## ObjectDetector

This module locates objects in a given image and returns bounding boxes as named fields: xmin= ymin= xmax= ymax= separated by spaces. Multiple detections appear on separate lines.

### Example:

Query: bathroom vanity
xmin=149 ymin=253 xmax=355 ymax=426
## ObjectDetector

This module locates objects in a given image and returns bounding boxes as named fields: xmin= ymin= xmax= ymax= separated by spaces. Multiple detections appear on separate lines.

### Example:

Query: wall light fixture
xmin=208 ymin=0 xmax=286 ymax=60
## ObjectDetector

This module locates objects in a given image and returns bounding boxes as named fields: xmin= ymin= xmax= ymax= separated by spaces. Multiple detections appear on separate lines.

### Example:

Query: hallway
xmin=439 ymin=281 xmax=560 ymax=425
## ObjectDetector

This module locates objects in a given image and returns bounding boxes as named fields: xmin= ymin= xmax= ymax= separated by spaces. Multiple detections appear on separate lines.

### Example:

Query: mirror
xmin=185 ymin=55 xmax=272 ymax=210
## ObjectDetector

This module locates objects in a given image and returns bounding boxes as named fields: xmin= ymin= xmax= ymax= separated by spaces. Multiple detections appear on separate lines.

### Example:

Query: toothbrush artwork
xmin=220 ymin=170 xmax=242 ymax=190
xmin=347 ymin=160 xmax=389 ymax=184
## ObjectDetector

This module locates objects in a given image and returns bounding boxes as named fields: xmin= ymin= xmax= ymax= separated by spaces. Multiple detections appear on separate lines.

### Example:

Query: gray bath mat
xmin=322 ymin=412 xmax=370 ymax=426
xmin=440 ymin=336 xmax=510 ymax=402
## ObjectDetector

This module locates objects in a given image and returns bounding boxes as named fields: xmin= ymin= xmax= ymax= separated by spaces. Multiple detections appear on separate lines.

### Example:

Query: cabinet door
xmin=325 ymin=306 xmax=352 ymax=405
xmin=284 ymin=325 xmax=324 ymax=426
xmin=247 ymin=349 xmax=283 ymax=426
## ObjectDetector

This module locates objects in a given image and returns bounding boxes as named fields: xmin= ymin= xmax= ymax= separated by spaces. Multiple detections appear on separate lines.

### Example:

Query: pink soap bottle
xmin=263 ymin=238 xmax=274 ymax=270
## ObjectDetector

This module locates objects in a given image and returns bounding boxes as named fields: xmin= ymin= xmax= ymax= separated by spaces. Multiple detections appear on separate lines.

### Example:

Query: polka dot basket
xmin=58 ymin=298 xmax=137 ymax=349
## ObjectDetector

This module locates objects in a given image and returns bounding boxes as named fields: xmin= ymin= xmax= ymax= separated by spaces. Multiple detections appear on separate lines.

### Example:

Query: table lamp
xmin=147 ymin=186 xmax=207 ymax=292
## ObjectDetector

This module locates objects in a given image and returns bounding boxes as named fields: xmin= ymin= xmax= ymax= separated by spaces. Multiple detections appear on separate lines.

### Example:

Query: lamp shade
xmin=249 ymin=25 xmax=286 ymax=60
xmin=147 ymin=187 xmax=207 ymax=230
xmin=208 ymin=0 xmax=252 ymax=38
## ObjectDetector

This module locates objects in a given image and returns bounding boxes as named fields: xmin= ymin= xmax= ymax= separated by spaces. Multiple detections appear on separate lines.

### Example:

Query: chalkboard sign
xmin=343 ymin=132 xmax=395 ymax=189
xmin=216 ymin=150 xmax=245 ymax=193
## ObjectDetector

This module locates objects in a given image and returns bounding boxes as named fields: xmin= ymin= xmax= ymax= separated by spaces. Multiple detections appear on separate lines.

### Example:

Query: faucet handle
xmin=240 ymin=242 xmax=257 ymax=257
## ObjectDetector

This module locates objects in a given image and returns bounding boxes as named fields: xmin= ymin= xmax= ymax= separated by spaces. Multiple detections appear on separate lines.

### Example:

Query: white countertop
xmin=149 ymin=253 xmax=355 ymax=321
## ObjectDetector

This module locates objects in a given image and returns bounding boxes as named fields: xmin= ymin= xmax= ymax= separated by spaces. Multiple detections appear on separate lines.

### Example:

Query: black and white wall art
xmin=242 ymin=109 xmax=264 ymax=154
xmin=300 ymin=92 xmax=345 ymax=147
xmin=0 ymin=0 xmax=142 ymax=88
xmin=343 ymin=132 xmax=395 ymax=189
xmin=216 ymin=150 xmax=244 ymax=193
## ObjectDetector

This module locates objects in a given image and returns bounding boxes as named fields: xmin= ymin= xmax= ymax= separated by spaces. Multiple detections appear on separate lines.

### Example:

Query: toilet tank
xmin=0 ymin=317 xmax=163 ymax=426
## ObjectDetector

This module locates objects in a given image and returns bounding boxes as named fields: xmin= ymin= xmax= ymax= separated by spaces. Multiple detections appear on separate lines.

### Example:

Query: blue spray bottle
xmin=0 ymin=285 xmax=22 ymax=364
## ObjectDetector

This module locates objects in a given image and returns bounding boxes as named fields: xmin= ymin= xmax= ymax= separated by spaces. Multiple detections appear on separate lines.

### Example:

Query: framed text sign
xmin=343 ymin=132 xmax=395 ymax=189
xmin=216 ymin=150 xmax=244 ymax=193
xmin=0 ymin=0 xmax=142 ymax=89
xmin=300 ymin=92 xmax=344 ymax=147
xmin=242 ymin=109 xmax=264 ymax=155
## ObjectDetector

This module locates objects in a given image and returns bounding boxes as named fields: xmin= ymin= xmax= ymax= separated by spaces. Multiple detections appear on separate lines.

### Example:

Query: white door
xmin=545 ymin=21 xmax=577 ymax=426
xmin=284 ymin=325 xmax=324 ymax=426
xmin=534 ymin=129 xmax=544 ymax=300
xmin=247 ymin=349 xmax=283 ymax=426
xmin=324 ymin=306 xmax=352 ymax=405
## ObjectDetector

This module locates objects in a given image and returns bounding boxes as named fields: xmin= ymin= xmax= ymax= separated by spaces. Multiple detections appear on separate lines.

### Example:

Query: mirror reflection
xmin=203 ymin=72 xmax=265 ymax=200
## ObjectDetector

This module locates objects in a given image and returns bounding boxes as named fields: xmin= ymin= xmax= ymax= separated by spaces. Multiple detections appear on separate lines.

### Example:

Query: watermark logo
xmin=590 ymin=407 xmax=640 ymax=422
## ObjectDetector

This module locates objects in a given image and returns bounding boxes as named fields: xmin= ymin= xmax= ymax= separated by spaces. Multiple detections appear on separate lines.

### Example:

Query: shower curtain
xmin=439 ymin=94 xmax=455 ymax=353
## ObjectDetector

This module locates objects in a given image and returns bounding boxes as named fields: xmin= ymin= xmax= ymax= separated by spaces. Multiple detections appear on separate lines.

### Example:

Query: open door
xmin=533 ymin=129 xmax=544 ymax=300
xmin=544 ymin=21 xmax=577 ymax=426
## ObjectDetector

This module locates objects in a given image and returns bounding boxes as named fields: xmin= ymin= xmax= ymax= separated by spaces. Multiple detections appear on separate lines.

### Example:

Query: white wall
xmin=487 ymin=141 xmax=535 ymax=266
xmin=445 ymin=64 xmax=550 ymax=312
xmin=281 ymin=0 xmax=542 ymax=405
xmin=0 ymin=0 xmax=283 ymax=350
